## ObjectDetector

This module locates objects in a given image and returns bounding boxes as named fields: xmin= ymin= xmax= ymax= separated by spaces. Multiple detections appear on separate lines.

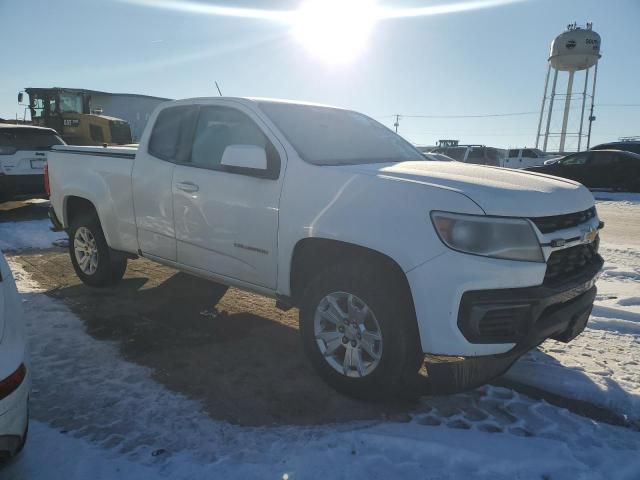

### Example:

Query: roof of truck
xmin=168 ymin=96 xmax=343 ymax=110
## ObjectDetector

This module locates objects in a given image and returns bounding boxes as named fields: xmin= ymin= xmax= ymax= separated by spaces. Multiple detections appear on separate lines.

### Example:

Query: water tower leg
xmin=577 ymin=68 xmax=590 ymax=151
xmin=543 ymin=68 xmax=559 ymax=152
xmin=587 ymin=62 xmax=599 ymax=149
xmin=559 ymin=70 xmax=575 ymax=153
xmin=536 ymin=64 xmax=551 ymax=149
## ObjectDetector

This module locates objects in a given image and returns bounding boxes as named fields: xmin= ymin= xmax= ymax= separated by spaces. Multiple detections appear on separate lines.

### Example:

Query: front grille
xmin=544 ymin=240 xmax=600 ymax=285
xmin=530 ymin=207 xmax=597 ymax=234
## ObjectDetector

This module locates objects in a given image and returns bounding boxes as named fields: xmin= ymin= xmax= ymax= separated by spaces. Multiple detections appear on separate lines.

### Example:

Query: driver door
xmin=172 ymin=102 xmax=284 ymax=289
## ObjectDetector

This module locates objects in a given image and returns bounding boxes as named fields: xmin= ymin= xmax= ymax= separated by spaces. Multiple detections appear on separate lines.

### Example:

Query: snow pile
xmin=4 ymin=259 xmax=640 ymax=479
xmin=0 ymin=219 xmax=66 ymax=252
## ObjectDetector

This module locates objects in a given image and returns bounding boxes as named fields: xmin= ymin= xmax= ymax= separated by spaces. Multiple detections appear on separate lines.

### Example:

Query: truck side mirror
xmin=220 ymin=144 xmax=267 ymax=171
xmin=17 ymin=92 xmax=23 ymax=103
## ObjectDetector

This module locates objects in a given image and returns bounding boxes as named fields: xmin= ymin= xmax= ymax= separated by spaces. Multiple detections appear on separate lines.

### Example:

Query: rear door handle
xmin=176 ymin=181 xmax=199 ymax=193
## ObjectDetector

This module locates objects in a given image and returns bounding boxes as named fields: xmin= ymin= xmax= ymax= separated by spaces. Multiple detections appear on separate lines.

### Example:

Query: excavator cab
xmin=22 ymin=88 xmax=132 ymax=146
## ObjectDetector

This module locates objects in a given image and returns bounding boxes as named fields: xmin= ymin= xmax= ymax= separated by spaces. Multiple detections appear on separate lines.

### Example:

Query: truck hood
xmin=340 ymin=161 xmax=594 ymax=217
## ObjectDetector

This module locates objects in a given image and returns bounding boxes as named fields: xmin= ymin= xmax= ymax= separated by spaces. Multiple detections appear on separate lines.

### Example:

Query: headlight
xmin=430 ymin=211 xmax=544 ymax=262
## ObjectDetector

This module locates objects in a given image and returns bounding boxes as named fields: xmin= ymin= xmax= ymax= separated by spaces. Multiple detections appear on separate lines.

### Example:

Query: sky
xmin=0 ymin=0 xmax=638 ymax=150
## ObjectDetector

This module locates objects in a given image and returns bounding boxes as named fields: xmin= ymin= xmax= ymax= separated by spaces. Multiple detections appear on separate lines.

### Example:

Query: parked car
xmin=526 ymin=149 xmax=640 ymax=191
xmin=47 ymin=98 xmax=603 ymax=398
xmin=0 ymin=252 xmax=29 ymax=462
xmin=423 ymin=152 xmax=455 ymax=161
xmin=0 ymin=124 xmax=65 ymax=200
xmin=591 ymin=140 xmax=640 ymax=155
xmin=502 ymin=148 xmax=561 ymax=169
xmin=430 ymin=145 xmax=502 ymax=166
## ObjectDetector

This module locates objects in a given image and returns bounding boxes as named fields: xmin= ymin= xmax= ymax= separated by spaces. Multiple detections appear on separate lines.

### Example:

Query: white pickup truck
xmin=47 ymin=97 xmax=603 ymax=398
xmin=502 ymin=148 xmax=562 ymax=169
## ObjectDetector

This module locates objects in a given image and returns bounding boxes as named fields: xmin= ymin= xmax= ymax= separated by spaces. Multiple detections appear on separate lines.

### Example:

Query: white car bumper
xmin=0 ymin=364 xmax=29 ymax=458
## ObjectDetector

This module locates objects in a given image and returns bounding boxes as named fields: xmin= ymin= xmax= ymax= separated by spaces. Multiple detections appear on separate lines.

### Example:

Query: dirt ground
xmin=0 ymin=198 xmax=420 ymax=426
xmin=11 ymin=248 xmax=418 ymax=426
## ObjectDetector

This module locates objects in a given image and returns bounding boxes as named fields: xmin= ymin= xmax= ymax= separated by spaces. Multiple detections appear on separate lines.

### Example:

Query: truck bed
xmin=48 ymin=145 xmax=139 ymax=254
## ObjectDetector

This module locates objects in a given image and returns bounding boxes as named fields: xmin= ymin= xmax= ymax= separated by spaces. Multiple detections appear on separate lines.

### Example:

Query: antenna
xmin=215 ymin=81 xmax=223 ymax=97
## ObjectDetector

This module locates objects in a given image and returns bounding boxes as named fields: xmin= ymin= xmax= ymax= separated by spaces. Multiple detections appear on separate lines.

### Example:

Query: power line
xmin=375 ymin=103 xmax=640 ymax=121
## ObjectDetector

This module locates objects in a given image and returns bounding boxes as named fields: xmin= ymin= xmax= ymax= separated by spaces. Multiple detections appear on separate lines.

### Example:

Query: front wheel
xmin=299 ymin=261 xmax=423 ymax=400
xmin=68 ymin=214 xmax=127 ymax=287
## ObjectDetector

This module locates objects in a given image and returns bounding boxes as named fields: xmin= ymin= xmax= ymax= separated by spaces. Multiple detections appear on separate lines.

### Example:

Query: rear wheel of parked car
xmin=299 ymin=260 xmax=423 ymax=400
xmin=69 ymin=213 xmax=127 ymax=287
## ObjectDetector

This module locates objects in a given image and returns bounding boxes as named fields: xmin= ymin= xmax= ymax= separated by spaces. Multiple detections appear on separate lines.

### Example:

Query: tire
xmin=68 ymin=213 xmax=127 ymax=287
xmin=299 ymin=260 xmax=423 ymax=400
xmin=211 ymin=282 xmax=229 ymax=305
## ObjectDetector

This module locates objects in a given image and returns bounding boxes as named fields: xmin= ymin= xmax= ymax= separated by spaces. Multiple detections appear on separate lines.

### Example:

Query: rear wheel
xmin=299 ymin=260 xmax=423 ymax=400
xmin=69 ymin=214 xmax=127 ymax=287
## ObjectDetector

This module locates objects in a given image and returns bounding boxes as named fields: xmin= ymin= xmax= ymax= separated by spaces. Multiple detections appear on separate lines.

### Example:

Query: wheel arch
xmin=63 ymin=195 xmax=114 ymax=247
xmin=289 ymin=237 xmax=415 ymax=311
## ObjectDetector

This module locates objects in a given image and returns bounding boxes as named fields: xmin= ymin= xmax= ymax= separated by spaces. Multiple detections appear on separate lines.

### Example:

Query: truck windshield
xmin=258 ymin=102 xmax=423 ymax=166
xmin=0 ymin=128 xmax=65 ymax=150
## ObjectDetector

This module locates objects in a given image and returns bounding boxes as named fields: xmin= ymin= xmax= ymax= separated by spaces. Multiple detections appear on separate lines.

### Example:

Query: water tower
xmin=535 ymin=23 xmax=601 ymax=153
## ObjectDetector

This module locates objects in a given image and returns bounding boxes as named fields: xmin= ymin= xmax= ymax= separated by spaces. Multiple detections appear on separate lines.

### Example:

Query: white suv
xmin=0 ymin=124 xmax=65 ymax=200
xmin=0 ymin=252 xmax=29 ymax=461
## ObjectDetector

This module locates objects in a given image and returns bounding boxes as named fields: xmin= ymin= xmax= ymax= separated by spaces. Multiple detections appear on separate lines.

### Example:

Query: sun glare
xmin=120 ymin=0 xmax=526 ymax=65
xmin=291 ymin=0 xmax=380 ymax=65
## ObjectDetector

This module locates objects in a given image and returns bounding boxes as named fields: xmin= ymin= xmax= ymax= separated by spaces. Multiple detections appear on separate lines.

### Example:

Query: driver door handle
xmin=176 ymin=181 xmax=199 ymax=193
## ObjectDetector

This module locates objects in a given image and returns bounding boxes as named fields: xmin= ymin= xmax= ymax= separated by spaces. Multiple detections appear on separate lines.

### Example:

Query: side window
xmin=561 ymin=153 xmax=588 ymax=165
xmin=445 ymin=148 xmax=466 ymax=161
xmin=522 ymin=149 xmax=536 ymax=158
xmin=508 ymin=149 xmax=519 ymax=157
xmin=467 ymin=148 xmax=484 ymax=160
xmin=590 ymin=152 xmax=617 ymax=166
xmin=189 ymin=106 xmax=280 ymax=178
xmin=148 ymin=106 xmax=198 ymax=162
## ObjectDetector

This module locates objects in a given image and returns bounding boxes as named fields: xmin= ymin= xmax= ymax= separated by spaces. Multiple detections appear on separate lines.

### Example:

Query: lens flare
xmin=117 ymin=0 xmax=526 ymax=64
xmin=292 ymin=0 xmax=379 ymax=64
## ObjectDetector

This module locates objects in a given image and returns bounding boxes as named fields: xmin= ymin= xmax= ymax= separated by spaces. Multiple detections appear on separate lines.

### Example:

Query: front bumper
xmin=425 ymin=256 xmax=602 ymax=393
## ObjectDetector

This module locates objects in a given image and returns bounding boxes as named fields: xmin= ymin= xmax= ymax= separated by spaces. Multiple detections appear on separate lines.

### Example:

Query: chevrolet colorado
xmin=47 ymin=98 xmax=603 ymax=398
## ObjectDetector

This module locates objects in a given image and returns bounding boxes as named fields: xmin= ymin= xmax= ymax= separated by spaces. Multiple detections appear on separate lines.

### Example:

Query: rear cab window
xmin=0 ymin=128 xmax=64 ymax=153
xmin=148 ymin=106 xmax=199 ymax=163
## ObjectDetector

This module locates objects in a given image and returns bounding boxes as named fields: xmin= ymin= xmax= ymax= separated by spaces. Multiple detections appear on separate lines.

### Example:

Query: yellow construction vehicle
xmin=19 ymin=88 xmax=132 ymax=145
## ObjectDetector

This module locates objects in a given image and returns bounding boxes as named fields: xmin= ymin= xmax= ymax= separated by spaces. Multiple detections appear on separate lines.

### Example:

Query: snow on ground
xmin=0 ymin=219 xmax=66 ymax=252
xmin=4 ymin=251 xmax=640 ymax=479
xmin=592 ymin=191 xmax=640 ymax=204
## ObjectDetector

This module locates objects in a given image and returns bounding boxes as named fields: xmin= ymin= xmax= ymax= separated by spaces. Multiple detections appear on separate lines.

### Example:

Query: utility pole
xmin=394 ymin=114 xmax=400 ymax=133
